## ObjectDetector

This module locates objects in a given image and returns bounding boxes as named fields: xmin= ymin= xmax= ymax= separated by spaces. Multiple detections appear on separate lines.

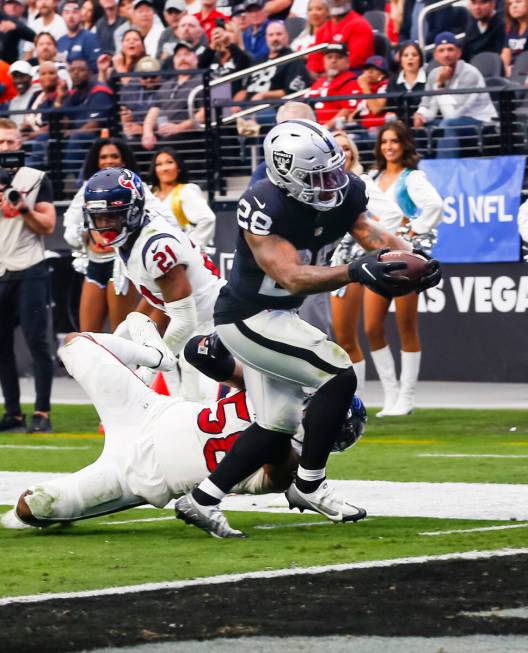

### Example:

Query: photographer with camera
xmin=0 ymin=118 xmax=56 ymax=434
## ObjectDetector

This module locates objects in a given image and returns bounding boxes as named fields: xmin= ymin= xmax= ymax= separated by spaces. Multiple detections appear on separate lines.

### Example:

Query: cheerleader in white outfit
xmin=366 ymin=121 xmax=443 ymax=416
xmin=330 ymin=130 xmax=403 ymax=397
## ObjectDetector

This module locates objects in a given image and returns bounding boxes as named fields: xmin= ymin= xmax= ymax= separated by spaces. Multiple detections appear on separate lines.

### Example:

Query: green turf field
xmin=1 ymin=404 xmax=527 ymax=598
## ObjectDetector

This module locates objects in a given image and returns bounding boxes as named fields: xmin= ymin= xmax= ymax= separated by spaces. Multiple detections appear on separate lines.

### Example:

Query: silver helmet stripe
xmin=286 ymin=119 xmax=336 ymax=156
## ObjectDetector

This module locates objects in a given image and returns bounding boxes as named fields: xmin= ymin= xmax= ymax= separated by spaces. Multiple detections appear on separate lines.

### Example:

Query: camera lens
xmin=6 ymin=188 xmax=20 ymax=204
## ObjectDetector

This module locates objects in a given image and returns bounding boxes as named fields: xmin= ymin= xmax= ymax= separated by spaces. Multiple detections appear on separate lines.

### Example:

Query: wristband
xmin=347 ymin=260 xmax=360 ymax=283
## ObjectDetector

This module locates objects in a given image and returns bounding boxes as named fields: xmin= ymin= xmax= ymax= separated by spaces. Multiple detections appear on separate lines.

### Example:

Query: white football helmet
xmin=264 ymin=119 xmax=349 ymax=212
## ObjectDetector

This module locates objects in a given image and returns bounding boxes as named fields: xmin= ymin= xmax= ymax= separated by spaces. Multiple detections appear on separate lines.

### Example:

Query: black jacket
xmin=462 ymin=13 xmax=506 ymax=61
xmin=0 ymin=13 xmax=35 ymax=64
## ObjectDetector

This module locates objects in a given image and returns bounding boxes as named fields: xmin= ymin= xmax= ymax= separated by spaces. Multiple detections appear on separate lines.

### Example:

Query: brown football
xmin=379 ymin=250 xmax=429 ymax=281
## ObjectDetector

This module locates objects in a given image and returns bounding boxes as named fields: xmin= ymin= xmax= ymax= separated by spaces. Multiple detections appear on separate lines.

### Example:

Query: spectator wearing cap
xmin=25 ymin=0 xmax=67 ymax=58
xmin=231 ymin=3 xmax=248 ymax=33
xmin=413 ymin=32 xmax=497 ymax=157
xmin=239 ymin=20 xmax=310 ymax=114
xmin=120 ymin=54 xmax=161 ymax=137
xmin=345 ymin=54 xmax=389 ymax=130
xmin=194 ymin=0 xmax=229 ymax=42
xmin=123 ymin=0 xmax=164 ymax=57
xmin=242 ymin=0 xmax=269 ymax=59
xmin=57 ymin=0 xmax=102 ymax=70
xmin=305 ymin=42 xmax=357 ymax=128
xmin=7 ymin=60 xmax=41 ymax=132
xmin=142 ymin=40 xmax=205 ymax=150
xmin=291 ymin=0 xmax=329 ymax=53
xmin=95 ymin=0 xmax=126 ymax=53
xmin=0 ymin=0 xmax=36 ymax=62
xmin=386 ymin=40 xmax=425 ymax=120
xmin=113 ymin=0 xmax=163 ymax=52
xmin=156 ymin=0 xmax=186 ymax=60
xmin=462 ymin=0 xmax=505 ymax=61
xmin=307 ymin=0 xmax=374 ymax=75
xmin=198 ymin=18 xmax=251 ymax=99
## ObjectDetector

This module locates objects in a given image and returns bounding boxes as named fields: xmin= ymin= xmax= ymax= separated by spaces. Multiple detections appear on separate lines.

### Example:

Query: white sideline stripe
xmin=460 ymin=607 xmax=528 ymax=619
xmin=102 ymin=516 xmax=174 ymax=525
xmin=0 ymin=445 xmax=89 ymax=451
xmin=419 ymin=454 xmax=528 ymax=459
xmin=1 ymin=547 xmax=527 ymax=608
xmin=420 ymin=523 xmax=528 ymax=536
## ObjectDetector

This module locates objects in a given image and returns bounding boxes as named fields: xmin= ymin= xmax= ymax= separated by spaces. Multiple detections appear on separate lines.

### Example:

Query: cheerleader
xmin=366 ymin=120 xmax=443 ymax=416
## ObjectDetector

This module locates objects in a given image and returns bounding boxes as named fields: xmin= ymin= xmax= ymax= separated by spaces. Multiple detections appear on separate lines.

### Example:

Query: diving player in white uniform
xmin=82 ymin=167 xmax=226 ymax=401
xmin=3 ymin=316 xmax=366 ymax=535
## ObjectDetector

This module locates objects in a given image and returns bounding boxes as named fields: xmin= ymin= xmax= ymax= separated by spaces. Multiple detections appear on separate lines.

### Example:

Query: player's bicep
xmin=155 ymin=264 xmax=192 ymax=303
xmin=245 ymin=231 xmax=301 ymax=285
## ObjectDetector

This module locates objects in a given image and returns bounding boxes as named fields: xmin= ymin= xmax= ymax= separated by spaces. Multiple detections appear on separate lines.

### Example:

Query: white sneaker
xmin=125 ymin=312 xmax=176 ymax=372
xmin=286 ymin=481 xmax=367 ymax=523
xmin=174 ymin=493 xmax=246 ymax=539
xmin=1 ymin=508 xmax=33 ymax=529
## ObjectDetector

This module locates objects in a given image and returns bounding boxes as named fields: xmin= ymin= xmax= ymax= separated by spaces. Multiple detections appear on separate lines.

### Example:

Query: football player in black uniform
xmin=175 ymin=119 xmax=441 ymax=538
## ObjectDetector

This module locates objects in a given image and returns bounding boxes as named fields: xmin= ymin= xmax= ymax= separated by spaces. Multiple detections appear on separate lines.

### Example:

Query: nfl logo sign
xmin=273 ymin=150 xmax=293 ymax=175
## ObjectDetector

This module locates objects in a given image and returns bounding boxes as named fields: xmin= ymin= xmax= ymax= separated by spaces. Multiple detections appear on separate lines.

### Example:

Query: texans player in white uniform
xmin=174 ymin=119 xmax=441 ymax=538
xmin=3 ymin=318 xmax=366 ymax=532
xmin=82 ymin=167 xmax=226 ymax=401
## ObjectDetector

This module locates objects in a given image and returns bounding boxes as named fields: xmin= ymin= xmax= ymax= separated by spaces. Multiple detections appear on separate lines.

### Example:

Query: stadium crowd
xmin=0 ymin=0 xmax=526 ymax=434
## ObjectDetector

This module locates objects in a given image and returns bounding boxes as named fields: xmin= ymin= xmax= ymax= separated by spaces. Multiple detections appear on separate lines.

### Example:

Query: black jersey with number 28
xmin=214 ymin=174 xmax=368 ymax=325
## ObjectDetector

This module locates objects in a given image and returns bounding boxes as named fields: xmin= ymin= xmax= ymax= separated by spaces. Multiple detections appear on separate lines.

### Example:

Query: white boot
xmin=371 ymin=345 xmax=399 ymax=417
xmin=352 ymin=359 xmax=366 ymax=397
xmin=384 ymin=351 xmax=421 ymax=416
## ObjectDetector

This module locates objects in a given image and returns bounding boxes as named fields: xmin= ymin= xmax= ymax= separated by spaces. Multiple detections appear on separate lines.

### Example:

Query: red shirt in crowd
xmin=306 ymin=70 xmax=358 ymax=124
xmin=347 ymin=76 xmax=388 ymax=128
xmin=194 ymin=8 xmax=230 ymax=41
xmin=0 ymin=61 xmax=18 ymax=104
xmin=307 ymin=11 xmax=374 ymax=75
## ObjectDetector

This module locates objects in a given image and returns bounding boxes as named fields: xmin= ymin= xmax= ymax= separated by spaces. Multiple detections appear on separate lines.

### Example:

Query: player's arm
xmin=350 ymin=212 xmax=412 ymax=252
xmin=155 ymin=263 xmax=197 ymax=357
xmin=245 ymin=229 xmax=408 ymax=296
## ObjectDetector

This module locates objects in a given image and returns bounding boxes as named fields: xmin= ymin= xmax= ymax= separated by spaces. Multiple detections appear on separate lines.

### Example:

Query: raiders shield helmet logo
xmin=273 ymin=150 xmax=294 ymax=176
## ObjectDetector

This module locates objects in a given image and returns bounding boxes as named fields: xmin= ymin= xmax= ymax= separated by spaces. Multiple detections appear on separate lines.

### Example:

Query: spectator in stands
xmin=463 ymin=0 xmax=505 ymax=61
xmin=142 ymin=40 xmax=205 ymax=150
xmin=157 ymin=13 xmax=205 ymax=62
xmin=113 ymin=0 xmax=165 ymax=50
xmin=60 ymin=57 xmax=114 ymax=172
xmin=239 ymin=21 xmax=311 ymax=107
xmin=24 ymin=61 xmax=65 ymax=144
xmin=105 ymin=27 xmax=146 ymax=80
xmin=150 ymin=147 xmax=216 ymax=248
xmin=0 ymin=61 xmax=18 ymax=104
xmin=413 ymin=31 xmax=497 ymax=157
xmin=95 ymin=0 xmax=125 ymax=53
xmin=386 ymin=0 xmax=404 ymax=44
xmin=502 ymin=0 xmax=528 ymax=75
xmin=123 ymin=0 xmax=163 ymax=57
xmin=81 ymin=0 xmax=103 ymax=30
xmin=231 ymin=2 xmax=248 ymax=33
xmin=305 ymin=42 xmax=357 ymax=128
xmin=199 ymin=20 xmax=251 ymax=97
xmin=194 ymin=0 xmax=229 ymax=41
xmin=307 ymin=0 xmax=374 ymax=75
xmin=264 ymin=0 xmax=293 ymax=20
xmin=156 ymin=0 xmax=186 ymax=60
xmin=0 ymin=117 xmax=56 ymax=433
xmin=24 ymin=0 xmax=67 ymax=59
xmin=386 ymin=40 xmax=425 ymax=120
xmin=8 ymin=61 xmax=40 ymax=133
xmin=29 ymin=32 xmax=71 ymax=86
xmin=242 ymin=0 xmax=269 ymax=59
xmin=0 ymin=1 xmax=36 ymax=62
xmin=346 ymin=55 xmax=389 ymax=132
xmin=291 ymin=0 xmax=329 ymax=52
xmin=58 ymin=0 xmax=102 ymax=70
xmin=120 ymin=54 xmax=161 ymax=137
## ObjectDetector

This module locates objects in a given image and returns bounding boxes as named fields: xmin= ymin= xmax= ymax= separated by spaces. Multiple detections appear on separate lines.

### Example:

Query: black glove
xmin=347 ymin=249 xmax=412 ymax=299
xmin=411 ymin=248 xmax=442 ymax=293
